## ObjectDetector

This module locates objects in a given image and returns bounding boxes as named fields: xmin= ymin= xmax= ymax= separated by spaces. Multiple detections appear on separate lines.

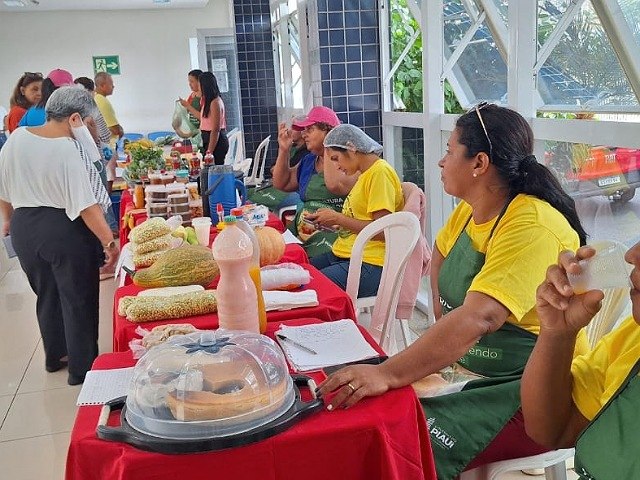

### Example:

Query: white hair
xmin=45 ymin=85 xmax=98 ymax=121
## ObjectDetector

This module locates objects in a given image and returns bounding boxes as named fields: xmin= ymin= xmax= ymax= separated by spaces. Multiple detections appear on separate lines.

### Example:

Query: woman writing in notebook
xmin=318 ymin=104 xmax=588 ymax=479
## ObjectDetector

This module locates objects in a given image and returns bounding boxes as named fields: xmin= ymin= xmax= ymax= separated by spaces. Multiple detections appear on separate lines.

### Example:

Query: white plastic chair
xmin=354 ymin=183 xmax=431 ymax=351
xmin=346 ymin=212 xmax=421 ymax=352
xmin=244 ymin=135 xmax=271 ymax=187
xmin=459 ymin=448 xmax=575 ymax=480
xmin=223 ymin=128 xmax=240 ymax=165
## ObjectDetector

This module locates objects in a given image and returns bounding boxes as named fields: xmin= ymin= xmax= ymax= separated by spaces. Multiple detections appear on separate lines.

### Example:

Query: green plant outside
xmin=390 ymin=0 xmax=462 ymax=114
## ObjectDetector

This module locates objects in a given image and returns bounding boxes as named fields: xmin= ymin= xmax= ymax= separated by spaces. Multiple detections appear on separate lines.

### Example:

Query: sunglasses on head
xmin=469 ymin=101 xmax=493 ymax=161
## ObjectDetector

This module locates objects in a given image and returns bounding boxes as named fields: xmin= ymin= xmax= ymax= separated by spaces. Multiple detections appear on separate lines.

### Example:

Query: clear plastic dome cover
xmin=125 ymin=330 xmax=294 ymax=440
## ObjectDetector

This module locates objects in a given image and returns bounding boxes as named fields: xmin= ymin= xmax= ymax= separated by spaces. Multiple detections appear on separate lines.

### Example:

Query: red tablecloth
xmin=113 ymin=263 xmax=356 ymax=352
xmin=66 ymin=319 xmax=437 ymax=480
xmin=119 ymin=189 xmax=285 ymax=248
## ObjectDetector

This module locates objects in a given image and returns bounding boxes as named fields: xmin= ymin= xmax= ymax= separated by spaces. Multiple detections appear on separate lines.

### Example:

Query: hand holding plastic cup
xmin=567 ymin=240 xmax=633 ymax=294
xmin=192 ymin=217 xmax=212 ymax=246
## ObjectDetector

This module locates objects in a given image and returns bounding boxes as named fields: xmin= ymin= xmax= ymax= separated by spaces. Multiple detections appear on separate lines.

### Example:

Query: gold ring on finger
xmin=346 ymin=382 xmax=357 ymax=394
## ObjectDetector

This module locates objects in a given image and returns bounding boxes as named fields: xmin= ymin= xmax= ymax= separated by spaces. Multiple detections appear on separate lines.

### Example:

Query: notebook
xmin=275 ymin=319 xmax=379 ymax=372
xmin=76 ymin=367 xmax=135 ymax=406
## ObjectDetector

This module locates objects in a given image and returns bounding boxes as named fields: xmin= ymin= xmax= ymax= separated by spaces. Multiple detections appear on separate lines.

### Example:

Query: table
xmin=119 ymin=189 xmax=286 ymax=248
xmin=67 ymin=319 xmax=437 ymax=480
xmin=113 ymin=264 xmax=356 ymax=352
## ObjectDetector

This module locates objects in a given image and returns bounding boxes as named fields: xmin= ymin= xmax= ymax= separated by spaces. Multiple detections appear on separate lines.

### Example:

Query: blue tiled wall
xmin=317 ymin=0 xmax=382 ymax=142
xmin=233 ymin=0 xmax=279 ymax=174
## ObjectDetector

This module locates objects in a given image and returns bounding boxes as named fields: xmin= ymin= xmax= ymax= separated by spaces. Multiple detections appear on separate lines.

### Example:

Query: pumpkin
xmin=128 ymin=245 xmax=219 ymax=288
xmin=255 ymin=226 xmax=286 ymax=266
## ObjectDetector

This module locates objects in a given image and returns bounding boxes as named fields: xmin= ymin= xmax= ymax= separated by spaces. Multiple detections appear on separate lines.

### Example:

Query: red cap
xmin=292 ymin=106 xmax=341 ymax=131
xmin=230 ymin=207 xmax=244 ymax=216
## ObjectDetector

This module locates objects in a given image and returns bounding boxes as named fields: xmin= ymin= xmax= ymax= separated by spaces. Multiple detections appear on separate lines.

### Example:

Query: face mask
xmin=71 ymin=122 xmax=102 ymax=164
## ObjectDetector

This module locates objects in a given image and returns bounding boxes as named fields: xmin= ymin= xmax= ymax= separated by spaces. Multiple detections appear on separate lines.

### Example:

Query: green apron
xmin=290 ymin=171 xmax=344 ymax=258
xmin=247 ymin=185 xmax=296 ymax=211
xmin=422 ymin=202 xmax=538 ymax=479
xmin=574 ymin=360 xmax=640 ymax=479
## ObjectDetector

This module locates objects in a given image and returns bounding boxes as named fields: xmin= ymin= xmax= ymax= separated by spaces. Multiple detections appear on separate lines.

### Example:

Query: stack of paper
xmin=276 ymin=319 xmax=379 ymax=372
xmin=263 ymin=290 xmax=318 ymax=311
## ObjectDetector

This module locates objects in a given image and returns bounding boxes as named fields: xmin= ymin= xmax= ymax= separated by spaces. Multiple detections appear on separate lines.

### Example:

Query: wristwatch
xmin=103 ymin=240 xmax=117 ymax=250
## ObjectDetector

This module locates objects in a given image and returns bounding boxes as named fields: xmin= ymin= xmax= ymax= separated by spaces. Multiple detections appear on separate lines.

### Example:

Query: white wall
xmin=0 ymin=1 xmax=233 ymax=133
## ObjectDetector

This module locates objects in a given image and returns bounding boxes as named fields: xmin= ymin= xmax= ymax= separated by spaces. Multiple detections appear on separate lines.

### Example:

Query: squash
xmin=255 ymin=226 xmax=286 ymax=266
xmin=128 ymin=245 xmax=219 ymax=288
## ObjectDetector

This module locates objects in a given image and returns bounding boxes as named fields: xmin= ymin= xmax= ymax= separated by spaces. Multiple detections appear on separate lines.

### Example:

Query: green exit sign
xmin=93 ymin=55 xmax=121 ymax=75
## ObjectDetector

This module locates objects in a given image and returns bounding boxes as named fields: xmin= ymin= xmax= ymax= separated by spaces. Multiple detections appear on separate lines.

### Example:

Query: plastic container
xmin=147 ymin=203 xmax=168 ymax=215
xmin=192 ymin=217 xmax=212 ymax=246
xmin=166 ymin=183 xmax=187 ymax=196
xmin=169 ymin=203 xmax=191 ymax=215
xmin=145 ymin=185 xmax=168 ymax=201
xmin=568 ymin=240 xmax=633 ymax=294
xmin=231 ymin=207 xmax=267 ymax=333
xmin=149 ymin=173 xmax=163 ymax=185
xmin=124 ymin=330 xmax=294 ymax=439
xmin=134 ymin=183 xmax=145 ymax=209
xmin=176 ymin=169 xmax=189 ymax=183
xmin=168 ymin=193 xmax=189 ymax=205
xmin=211 ymin=216 xmax=259 ymax=333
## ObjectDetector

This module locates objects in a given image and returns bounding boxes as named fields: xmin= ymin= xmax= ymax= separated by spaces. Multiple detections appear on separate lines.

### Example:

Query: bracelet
xmin=103 ymin=240 xmax=117 ymax=250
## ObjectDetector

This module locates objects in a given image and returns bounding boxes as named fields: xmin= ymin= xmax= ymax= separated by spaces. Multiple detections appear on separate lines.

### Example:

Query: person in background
xmin=521 ymin=241 xmax=640 ymax=479
xmin=181 ymin=72 xmax=228 ymax=163
xmin=94 ymin=72 xmax=124 ymax=146
xmin=185 ymin=69 xmax=202 ymax=130
xmin=307 ymin=124 xmax=403 ymax=297
xmin=318 ymin=104 xmax=588 ymax=480
xmin=272 ymin=106 xmax=357 ymax=257
xmin=288 ymin=115 xmax=309 ymax=168
xmin=19 ymin=69 xmax=73 ymax=127
xmin=75 ymin=76 xmax=119 ymax=259
xmin=7 ymin=72 xmax=43 ymax=132
xmin=0 ymin=87 xmax=118 ymax=385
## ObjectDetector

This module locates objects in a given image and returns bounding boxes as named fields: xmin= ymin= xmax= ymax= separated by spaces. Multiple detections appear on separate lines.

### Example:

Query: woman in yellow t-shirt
xmin=307 ymin=124 xmax=403 ymax=298
xmin=522 ymin=241 xmax=640 ymax=479
xmin=318 ymin=105 xmax=588 ymax=480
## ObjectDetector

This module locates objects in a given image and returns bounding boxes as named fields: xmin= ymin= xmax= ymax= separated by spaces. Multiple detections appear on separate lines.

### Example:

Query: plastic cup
xmin=192 ymin=217 xmax=212 ymax=246
xmin=567 ymin=240 xmax=633 ymax=294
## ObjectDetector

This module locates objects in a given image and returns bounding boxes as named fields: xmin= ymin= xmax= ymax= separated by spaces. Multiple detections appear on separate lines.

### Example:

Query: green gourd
xmin=124 ymin=245 xmax=219 ymax=288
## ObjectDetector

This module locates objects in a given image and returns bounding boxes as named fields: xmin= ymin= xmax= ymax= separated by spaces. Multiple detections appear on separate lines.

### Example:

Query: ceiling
xmin=0 ymin=0 xmax=210 ymax=12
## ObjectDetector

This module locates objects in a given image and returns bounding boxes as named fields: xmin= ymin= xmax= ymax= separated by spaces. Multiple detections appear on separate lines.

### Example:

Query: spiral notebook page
xmin=276 ymin=320 xmax=379 ymax=372
xmin=76 ymin=367 xmax=135 ymax=406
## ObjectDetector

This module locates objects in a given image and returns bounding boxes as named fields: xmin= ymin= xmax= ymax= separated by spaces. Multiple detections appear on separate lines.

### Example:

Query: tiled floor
xmin=0 ymin=259 xmax=577 ymax=479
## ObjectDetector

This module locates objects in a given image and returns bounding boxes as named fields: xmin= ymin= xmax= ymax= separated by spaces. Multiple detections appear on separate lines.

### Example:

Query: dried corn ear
xmin=124 ymin=291 xmax=217 ymax=323
xmin=132 ymin=234 xmax=173 ymax=255
xmin=133 ymin=248 xmax=170 ymax=268
xmin=118 ymin=296 xmax=137 ymax=316
xmin=129 ymin=217 xmax=171 ymax=244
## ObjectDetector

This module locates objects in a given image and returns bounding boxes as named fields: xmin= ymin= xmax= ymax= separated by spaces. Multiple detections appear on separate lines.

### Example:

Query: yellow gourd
xmin=255 ymin=226 xmax=286 ymax=266
xmin=126 ymin=245 xmax=219 ymax=288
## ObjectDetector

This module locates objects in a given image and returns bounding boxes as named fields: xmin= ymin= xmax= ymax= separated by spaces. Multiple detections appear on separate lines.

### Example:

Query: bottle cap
xmin=230 ymin=207 xmax=244 ymax=217
xmin=223 ymin=215 xmax=237 ymax=224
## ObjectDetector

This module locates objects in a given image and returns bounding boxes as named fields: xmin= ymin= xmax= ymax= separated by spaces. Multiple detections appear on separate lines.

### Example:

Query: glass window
xmin=390 ymin=0 xmax=423 ymax=112
xmin=444 ymin=0 xmax=507 ymax=104
xmin=619 ymin=0 xmax=640 ymax=50
xmin=537 ymin=0 xmax=639 ymax=109
xmin=545 ymin=138 xmax=640 ymax=247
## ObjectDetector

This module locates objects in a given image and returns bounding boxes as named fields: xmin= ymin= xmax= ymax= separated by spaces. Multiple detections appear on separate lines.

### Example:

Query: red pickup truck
xmin=549 ymin=146 xmax=640 ymax=203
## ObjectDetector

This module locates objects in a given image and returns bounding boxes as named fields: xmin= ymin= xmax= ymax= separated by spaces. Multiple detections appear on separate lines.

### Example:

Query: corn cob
xmin=124 ymin=291 xmax=217 ymax=323
xmin=118 ymin=296 xmax=137 ymax=316
xmin=133 ymin=248 xmax=170 ymax=268
xmin=129 ymin=217 xmax=171 ymax=244
xmin=132 ymin=234 xmax=173 ymax=255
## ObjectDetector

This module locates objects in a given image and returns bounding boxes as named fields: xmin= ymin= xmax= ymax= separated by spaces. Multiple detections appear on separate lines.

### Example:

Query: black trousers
xmin=11 ymin=207 xmax=102 ymax=378
xmin=201 ymin=128 xmax=229 ymax=165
